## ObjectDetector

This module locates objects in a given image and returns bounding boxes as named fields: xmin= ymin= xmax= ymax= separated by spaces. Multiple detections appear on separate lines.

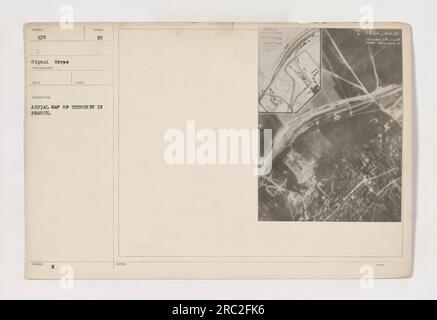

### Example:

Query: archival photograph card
xmin=24 ymin=22 xmax=413 ymax=279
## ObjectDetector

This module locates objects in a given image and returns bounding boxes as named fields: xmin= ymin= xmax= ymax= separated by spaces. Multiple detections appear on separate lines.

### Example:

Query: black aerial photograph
xmin=258 ymin=28 xmax=403 ymax=222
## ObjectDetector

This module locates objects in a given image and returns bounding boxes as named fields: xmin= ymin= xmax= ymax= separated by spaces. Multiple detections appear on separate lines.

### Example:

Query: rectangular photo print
xmin=258 ymin=28 xmax=403 ymax=222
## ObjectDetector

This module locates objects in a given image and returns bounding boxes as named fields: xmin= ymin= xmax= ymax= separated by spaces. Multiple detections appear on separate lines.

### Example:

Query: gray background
xmin=0 ymin=0 xmax=434 ymax=299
